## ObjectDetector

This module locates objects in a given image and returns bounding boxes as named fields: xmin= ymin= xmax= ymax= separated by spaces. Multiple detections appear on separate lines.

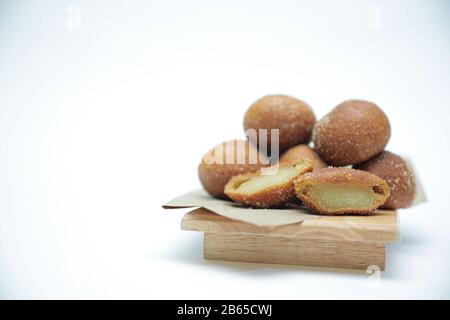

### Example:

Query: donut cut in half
xmin=225 ymin=159 xmax=313 ymax=208
xmin=294 ymin=168 xmax=390 ymax=215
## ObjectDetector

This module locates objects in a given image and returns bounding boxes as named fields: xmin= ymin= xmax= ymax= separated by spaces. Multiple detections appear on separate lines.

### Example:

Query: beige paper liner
xmin=163 ymin=190 xmax=320 ymax=227
xmin=404 ymin=157 xmax=427 ymax=207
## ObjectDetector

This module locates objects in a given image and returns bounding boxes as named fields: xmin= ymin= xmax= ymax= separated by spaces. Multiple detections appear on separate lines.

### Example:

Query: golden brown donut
xmin=354 ymin=151 xmax=416 ymax=209
xmin=224 ymin=159 xmax=313 ymax=208
xmin=244 ymin=95 xmax=316 ymax=153
xmin=312 ymin=100 xmax=391 ymax=166
xmin=279 ymin=144 xmax=328 ymax=170
xmin=198 ymin=139 xmax=268 ymax=199
xmin=294 ymin=167 xmax=390 ymax=215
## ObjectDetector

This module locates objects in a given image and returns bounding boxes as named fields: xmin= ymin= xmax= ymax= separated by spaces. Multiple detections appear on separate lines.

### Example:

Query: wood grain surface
xmin=182 ymin=207 xmax=399 ymax=242
xmin=204 ymin=233 xmax=386 ymax=270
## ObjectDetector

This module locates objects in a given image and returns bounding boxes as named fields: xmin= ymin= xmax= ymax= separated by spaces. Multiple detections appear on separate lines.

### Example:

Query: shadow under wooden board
xmin=182 ymin=208 xmax=399 ymax=271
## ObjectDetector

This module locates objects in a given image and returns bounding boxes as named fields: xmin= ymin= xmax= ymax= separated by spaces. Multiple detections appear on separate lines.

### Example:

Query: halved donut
xmin=294 ymin=167 xmax=390 ymax=215
xmin=225 ymin=159 xmax=313 ymax=208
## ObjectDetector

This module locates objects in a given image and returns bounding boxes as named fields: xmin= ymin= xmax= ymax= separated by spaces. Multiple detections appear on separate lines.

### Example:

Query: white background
xmin=0 ymin=0 xmax=449 ymax=299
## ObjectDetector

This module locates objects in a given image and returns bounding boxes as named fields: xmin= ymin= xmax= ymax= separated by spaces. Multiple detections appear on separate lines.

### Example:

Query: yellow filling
xmin=306 ymin=184 xmax=380 ymax=210
xmin=235 ymin=162 xmax=310 ymax=195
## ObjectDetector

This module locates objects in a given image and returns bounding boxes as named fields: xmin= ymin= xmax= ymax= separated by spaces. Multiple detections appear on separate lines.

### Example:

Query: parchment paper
xmin=163 ymin=190 xmax=320 ymax=227
xmin=405 ymin=157 xmax=427 ymax=207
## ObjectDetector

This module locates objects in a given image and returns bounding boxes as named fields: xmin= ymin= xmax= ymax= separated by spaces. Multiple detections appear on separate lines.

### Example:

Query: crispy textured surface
xmin=312 ymin=100 xmax=391 ymax=166
xmin=198 ymin=139 xmax=268 ymax=199
xmin=224 ymin=160 xmax=313 ymax=208
xmin=294 ymin=167 xmax=390 ymax=215
xmin=244 ymin=95 xmax=316 ymax=153
xmin=279 ymin=144 xmax=328 ymax=170
xmin=355 ymin=151 xmax=416 ymax=209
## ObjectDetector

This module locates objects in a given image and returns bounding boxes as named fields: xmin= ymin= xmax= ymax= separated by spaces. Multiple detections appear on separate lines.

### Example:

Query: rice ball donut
xmin=294 ymin=167 xmax=390 ymax=215
xmin=279 ymin=144 xmax=328 ymax=171
xmin=312 ymin=100 xmax=391 ymax=166
xmin=244 ymin=95 xmax=316 ymax=154
xmin=198 ymin=139 xmax=268 ymax=199
xmin=354 ymin=151 xmax=416 ymax=209
xmin=225 ymin=159 xmax=313 ymax=208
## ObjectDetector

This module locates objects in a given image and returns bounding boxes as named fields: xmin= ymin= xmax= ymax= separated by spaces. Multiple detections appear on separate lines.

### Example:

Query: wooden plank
xmin=204 ymin=233 xmax=386 ymax=271
xmin=182 ymin=207 xmax=399 ymax=242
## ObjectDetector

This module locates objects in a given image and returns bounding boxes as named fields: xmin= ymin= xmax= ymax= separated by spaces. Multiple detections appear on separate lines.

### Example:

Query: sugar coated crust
xmin=279 ymin=144 xmax=328 ymax=170
xmin=312 ymin=100 xmax=391 ymax=166
xmin=244 ymin=95 xmax=316 ymax=153
xmin=354 ymin=151 xmax=416 ymax=209
xmin=198 ymin=139 xmax=268 ymax=199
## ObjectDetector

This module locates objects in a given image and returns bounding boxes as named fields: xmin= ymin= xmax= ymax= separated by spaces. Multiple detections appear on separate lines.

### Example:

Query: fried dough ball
xmin=312 ymin=100 xmax=391 ymax=166
xmin=244 ymin=95 xmax=316 ymax=153
xmin=279 ymin=144 xmax=328 ymax=170
xmin=198 ymin=139 xmax=268 ymax=199
xmin=354 ymin=151 xmax=416 ymax=209
xmin=224 ymin=159 xmax=313 ymax=208
xmin=294 ymin=168 xmax=390 ymax=215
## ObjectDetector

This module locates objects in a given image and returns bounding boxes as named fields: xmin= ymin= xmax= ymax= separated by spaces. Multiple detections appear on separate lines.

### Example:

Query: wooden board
xmin=204 ymin=233 xmax=386 ymax=270
xmin=182 ymin=207 xmax=399 ymax=242
xmin=181 ymin=207 xmax=398 ymax=270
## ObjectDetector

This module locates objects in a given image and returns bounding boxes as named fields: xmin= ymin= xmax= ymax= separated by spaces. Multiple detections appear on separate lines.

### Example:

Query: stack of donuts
xmin=198 ymin=95 xmax=416 ymax=215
